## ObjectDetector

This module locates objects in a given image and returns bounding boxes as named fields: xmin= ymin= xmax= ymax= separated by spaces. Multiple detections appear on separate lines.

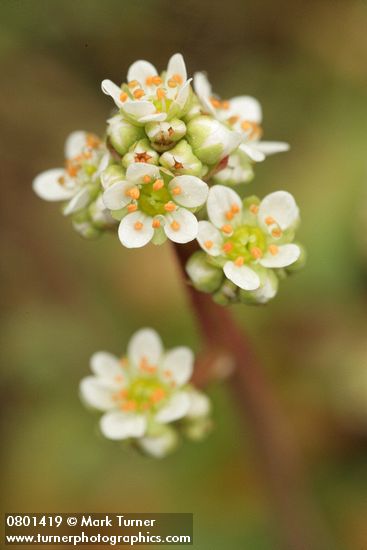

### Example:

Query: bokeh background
xmin=1 ymin=1 xmax=367 ymax=548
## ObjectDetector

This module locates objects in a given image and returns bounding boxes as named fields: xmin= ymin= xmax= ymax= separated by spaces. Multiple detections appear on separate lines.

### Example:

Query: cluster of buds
xmin=33 ymin=54 xmax=305 ymax=456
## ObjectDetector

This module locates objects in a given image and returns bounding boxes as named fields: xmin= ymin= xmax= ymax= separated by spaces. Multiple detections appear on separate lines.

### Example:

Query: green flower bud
xmin=145 ymin=119 xmax=186 ymax=152
xmin=182 ymin=94 xmax=202 ymax=122
xmin=186 ymin=115 xmax=241 ymax=165
xmin=159 ymin=139 xmax=204 ymax=177
xmin=186 ymin=251 xmax=223 ymax=293
xmin=122 ymin=139 xmax=159 ymax=168
xmin=213 ymin=150 xmax=254 ymax=186
xmin=182 ymin=417 xmax=213 ymax=441
xmin=100 ymin=164 xmax=125 ymax=189
xmin=136 ymin=425 xmax=179 ymax=458
xmin=239 ymin=269 xmax=279 ymax=305
xmin=213 ymin=279 xmax=238 ymax=305
xmin=107 ymin=114 xmax=144 ymax=156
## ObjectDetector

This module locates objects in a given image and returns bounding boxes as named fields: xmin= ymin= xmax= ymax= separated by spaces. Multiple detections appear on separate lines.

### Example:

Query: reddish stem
xmin=173 ymin=242 xmax=333 ymax=550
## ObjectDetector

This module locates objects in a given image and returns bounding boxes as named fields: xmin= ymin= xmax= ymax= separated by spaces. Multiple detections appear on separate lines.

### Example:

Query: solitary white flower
xmin=196 ymin=185 xmax=301 ymax=297
xmin=102 ymin=162 xmax=208 ymax=248
xmin=102 ymin=53 xmax=192 ymax=125
xmin=194 ymin=72 xmax=289 ymax=163
xmin=80 ymin=328 xmax=211 ymax=457
xmin=32 ymin=131 xmax=110 ymax=215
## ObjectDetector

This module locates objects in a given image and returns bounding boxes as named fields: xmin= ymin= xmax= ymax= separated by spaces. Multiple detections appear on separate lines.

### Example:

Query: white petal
xmin=118 ymin=212 xmax=154 ymax=248
xmin=90 ymin=351 xmax=122 ymax=379
xmin=64 ymin=131 xmax=87 ymax=159
xmin=80 ymin=376 xmax=116 ymax=411
xmin=122 ymin=101 xmax=157 ymax=122
xmin=228 ymin=96 xmax=262 ymax=123
xmin=138 ymin=429 xmax=178 ymax=458
xmin=258 ymin=191 xmax=300 ymax=232
xmin=100 ymin=411 xmax=147 ymax=440
xmin=126 ymin=162 xmax=161 ymax=184
xmin=250 ymin=272 xmax=278 ymax=303
xmin=63 ymin=186 xmax=90 ymax=215
xmin=193 ymin=72 xmax=215 ymax=115
xmin=166 ymin=53 xmax=187 ymax=84
xmin=197 ymin=221 xmax=223 ymax=256
xmin=254 ymin=141 xmax=290 ymax=155
xmin=101 ymin=79 xmax=124 ymax=108
xmin=223 ymin=261 xmax=260 ymax=290
xmin=186 ymin=390 xmax=211 ymax=418
xmin=260 ymin=244 xmax=301 ymax=268
xmin=33 ymin=169 xmax=75 ymax=201
xmin=155 ymin=391 xmax=191 ymax=424
xmin=169 ymin=175 xmax=208 ymax=208
xmin=103 ymin=181 xmax=131 ymax=210
xmin=138 ymin=112 xmax=167 ymax=123
xmin=127 ymin=60 xmax=158 ymax=86
xmin=239 ymin=142 xmax=265 ymax=162
xmin=206 ymin=185 xmax=242 ymax=228
xmin=161 ymin=347 xmax=194 ymax=386
xmin=174 ymin=79 xmax=192 ymax=109
xmin=127 ymin=328 xmax=163 ymax=369
xmin=96 ymin=152 xmax=111 ymax=176
xmin=164 ymin=209 xmax=198 ymax=244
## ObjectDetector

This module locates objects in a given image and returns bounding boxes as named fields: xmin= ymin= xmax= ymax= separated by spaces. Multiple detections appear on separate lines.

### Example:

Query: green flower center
xmin=118 ymin=375 xmax=169 ymax=413
xmin=223 ymin=225 xmax=267 ymax=262
xmin=138 ymin=182 xmax=172 ymax=217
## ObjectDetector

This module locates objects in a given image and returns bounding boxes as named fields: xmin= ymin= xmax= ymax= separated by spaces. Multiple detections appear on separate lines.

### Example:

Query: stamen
xmin=210 ymin=97 xmax=221 ymax=109
xmin=268 ymin=244 xmax=279 ymax=255
xmin=271 ymin=228 xmax=282 ymax=238
xmin=119 ymin=92 xmax=128 ymax=102
xmin=171 ymin=186 xmax=182 ymax=195
xmin=114 ymin=374 xmax=124 ymax=382
xmin=170 ymin=221 xmax=180 ymax=231
xmin=58 ymin=176 xmax=65 ymax=185
xmin=156 ymin=88 xmax=166 ymax=99
xmin=204 ymin=240 xmax=213 ymax=249
xmin=86 ymin=134 xmax=100 ymax=148
xmin=234 ymin=256 xmax=245 ymax=267
xmin=251 ymin=247 xmax=263 ymax=259
xmin=151 ymin=388 xmax=166 ymax=403
xmin=126 ymin=187 xmax=140 ymax=200
xmin=127 ymin=203 xmax=138 ymax=213
xmin=142 ymin=175 xmax=152 ymax=184
xmin=152 ymin=75 xmax=162 ymax=85
xmin=249 ymin=204 xmax=259 ymax=214
xmin=225 ymin=211 xmax=234 ymax=221
xmin=133 ymin=89 xmax=145 ymax=99
xmin=231 ymin=204 xmax=240 ymax=214
xmin=173 ymin=159 xmax=184 ymax=170
xmin=167 ymin=79 xmax=178 ymax=88
xmin=135 ymin=152 xmax=152 ymax=163
xmin=221 ymin=100 xmax=230 ymax=109
xmin=145 ymin=76 xmax=154 ymax=86
xmin=152 ymin=218 xmax=161 ymax=229
xmin=221 ymin=224 xmax=233 ymax=234
xmin=134 ymin=221 xmax=143 ymax=231
xmin=164 ymin=370 xmax=172 ymax=378
xmin=222 ymin=242 xmax=233 ymax=253
xmin=265 ymin=216 xmax=276 ymax=225
xmin=227 ymin=116 xmax=240 ymax=125
xmin=153 ymin=178 xmax=164 ymax=191
xmin=171 ymin=73 xmax=183 ymax=84
xmin=128 ymin=80 xmax=139 ymax=88
xmin=121 ymin=400 xmax=137 ymax=411
xmin=164 ymin=201 xmax=177 ymax=212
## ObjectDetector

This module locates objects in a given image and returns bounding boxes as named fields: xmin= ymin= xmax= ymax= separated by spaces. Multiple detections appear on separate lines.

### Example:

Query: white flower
xmin=102 ymin=162 xmax=208 ymax=248
xmin=194 ymin=72 xmax=289 ymax=163
xmin=196 ymin=185 xmax=301 ymax=296
xmin=80 ymin=328 xmax=211 ymax=457
xmin=101 ymin=53 xmax=192 ymax=125
xmin=33 ymin=131 xmax=110 ymax=215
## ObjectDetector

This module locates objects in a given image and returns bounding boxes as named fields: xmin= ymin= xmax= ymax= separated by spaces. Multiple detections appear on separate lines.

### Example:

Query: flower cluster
xmin=80 ymin=328 xmax=211 ymax=457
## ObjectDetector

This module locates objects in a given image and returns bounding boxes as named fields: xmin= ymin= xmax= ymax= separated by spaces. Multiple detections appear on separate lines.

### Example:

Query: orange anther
xmin=126 ymin=187 xmax=140 ymax=200
xmin=204 ymin=240 xmax=213 ymax=249
xmin=251 ymin=247 xmax=263 ymax=259
xmin=128 ymin=80 xmax=139 ymax=88
xmin=114 ymin=374 xmax=124 ymax=382
xmin=152 ymin=218 xmax=161 ymax=229
xmin=156 ymin=88 xmax=166 ymax=99
xmin=119 ymin=92 xmax=128 ymax=102
xmin=265 ymin=216 xmax=275 ymax=225
xmin=231 ymin=204 xmax=240 ymax=214
xmin=271 ymin=228 xmax=282 ymax=238
xmin=172 ymin=186 xmax=182 ymax=195
xmin=168 ymin=79 xmax=178 ymax=88
xmin=234 ymin=256 xmax=245 ymax=267
xmin=221 ymin=224 xmax=233 ymax=234
xmin=210 ymin=97 xmax=221 ymax=109
xmin=170 ymin=221 xmax=180 ymax=231
xmin=133 ymin=88 xmax=145 ymax=99
xmin=152 ymin=75 xmax=162 ymax=85
xmin=225 ymin=211 xmax=234 ymax=221
xmin=151 ymin=388 xmax=166 ymax=403
xmin=153 ymin=178 xmax=164 ymax=191
xmin=86 ymin=134 xmax=100 ymax=148
xmin=127 ymin=203 xmax=138 ymax=213
xmin=222 ymin=242 xmax=233 ymax=253
xmin=249 ymin=204 xmax=259 ymax=214
xmin=121 ymin=400 xmax=137 ymax=411
xmin=134 ymin=221 xmax=143 ymax=231
xmin=145 ymin=76 xmax=154 ymax=86
xmin=221 ymin=100 xmax=230 ymax=109
xmin=164 ymin=370 xmax=172 ymax=378
xmin=227 ymin=116 xmax=239 ymax=125
xmin=164 ymin=201 xmax=177 ymax=212
xmin=58 ymin=176 xmax=65 ymax=185
xmin=142 ymin=175 xmax=152 ymax=183
xmin=172 ymin=73 xmax=183 ymax=84
xmin=241 ymin=120 xmax=253 ymax=131
xmin=268 ymin=244 xmax=279 ymax=255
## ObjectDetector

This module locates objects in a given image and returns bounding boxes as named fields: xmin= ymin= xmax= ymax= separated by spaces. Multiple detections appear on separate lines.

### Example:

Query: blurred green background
xmin=1 ymin=1 xmax=367 ymax=548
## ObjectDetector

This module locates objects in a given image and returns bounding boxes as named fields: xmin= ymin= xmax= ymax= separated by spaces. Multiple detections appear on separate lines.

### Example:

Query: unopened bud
xmin=145 ymin=119 xmax=186 ymax=152
xmin=186 ymin=115 xmax=241 ymax=165
xmin=186 ymin=251 xmax=223 ymax=292
xmin=107 ymin=114 xmax=144 ymax=156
